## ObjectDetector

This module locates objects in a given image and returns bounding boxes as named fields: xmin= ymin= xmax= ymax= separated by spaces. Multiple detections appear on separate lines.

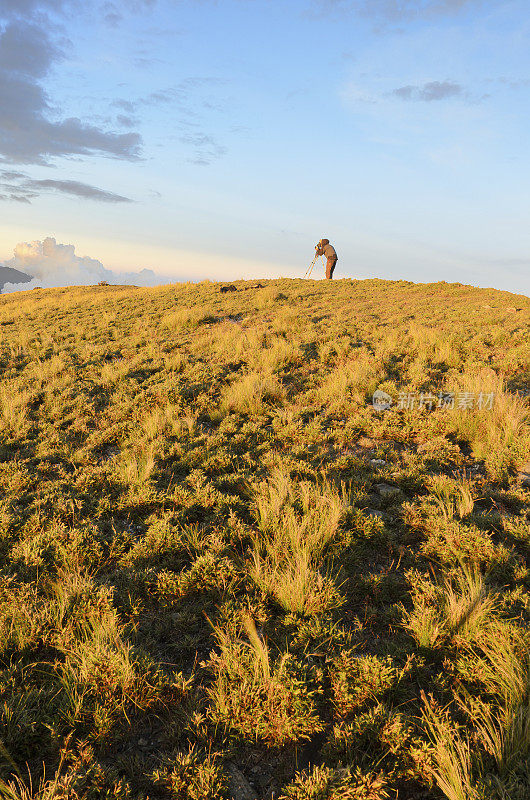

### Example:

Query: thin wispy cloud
xmin=310 ymin=0 xmax=485 ymax=22
xmin=100 ymin=1 xmax=123 ymax=26
xmin=0 ymin=0 xmax=68 ymax=16
xmin=393 ymin=80 xmax=464 ymax=101
xmin=112 ymin=78 xmax=231 ymax=165
xmin=116 ymin=114 xmax=139 ymax=128
xmin=0 ymin=0 xmax=156 ymax=19
xmin=342 ymin=77 xmax=472 ymax=106
xmin=179 ymin=133 xmax=227 ymax=165
xmin=0 ymin=170 xmax=133 ymax=203
xmin=26 ymin=179 xmax=133 ymax=202
xmin=496 ymin=76 xmax=530 ymax=89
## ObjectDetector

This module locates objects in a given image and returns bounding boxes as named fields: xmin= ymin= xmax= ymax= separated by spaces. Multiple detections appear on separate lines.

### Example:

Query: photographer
xmin=315 ymin=238 xmax=338 ymax=279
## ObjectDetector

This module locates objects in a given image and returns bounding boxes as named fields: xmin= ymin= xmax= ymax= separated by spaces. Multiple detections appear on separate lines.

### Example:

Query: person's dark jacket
xmin=315 ymin=239 xmax=337 ymax=259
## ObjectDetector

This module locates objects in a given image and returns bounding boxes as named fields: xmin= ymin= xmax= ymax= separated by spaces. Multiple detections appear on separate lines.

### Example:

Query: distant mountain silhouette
xmin=0 ymin=267 xmax=32 ymax=291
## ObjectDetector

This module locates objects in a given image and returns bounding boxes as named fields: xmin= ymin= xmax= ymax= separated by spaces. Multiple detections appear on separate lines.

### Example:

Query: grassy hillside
xmin=0 ymin=277 xmax=529 ymax=800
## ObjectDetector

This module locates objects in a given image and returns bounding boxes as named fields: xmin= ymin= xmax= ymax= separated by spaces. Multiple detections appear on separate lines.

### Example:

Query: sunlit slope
xmin=0 ymin=277 xmax=529 ymax=800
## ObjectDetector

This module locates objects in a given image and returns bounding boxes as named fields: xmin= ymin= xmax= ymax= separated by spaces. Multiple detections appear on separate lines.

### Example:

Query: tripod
xmin=303 ymin=255 xmax=322 ymax=279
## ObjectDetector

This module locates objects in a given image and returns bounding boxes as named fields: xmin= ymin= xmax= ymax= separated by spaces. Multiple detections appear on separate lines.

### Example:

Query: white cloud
xmin=1 ymin=236 xmax=166 ymax=291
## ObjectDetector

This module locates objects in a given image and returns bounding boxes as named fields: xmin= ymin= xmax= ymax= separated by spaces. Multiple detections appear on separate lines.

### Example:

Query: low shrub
xmin=207 ymin=616 xmax=323 ymax=745
xmin=279 ymin=765 xmax=389 ymax=800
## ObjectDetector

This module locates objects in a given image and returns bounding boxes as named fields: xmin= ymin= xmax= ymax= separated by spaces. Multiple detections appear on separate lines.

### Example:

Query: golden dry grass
xmin=0 ymin=277 xmax=528 ymax=798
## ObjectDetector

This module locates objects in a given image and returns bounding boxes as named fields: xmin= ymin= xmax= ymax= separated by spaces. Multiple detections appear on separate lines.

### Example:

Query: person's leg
xmin=327 ymin=257 xmax=337 ymax=279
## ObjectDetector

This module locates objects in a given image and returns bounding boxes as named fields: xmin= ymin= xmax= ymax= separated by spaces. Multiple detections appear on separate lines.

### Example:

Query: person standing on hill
xmin=315 ymin=238 xmax=338 ymax=279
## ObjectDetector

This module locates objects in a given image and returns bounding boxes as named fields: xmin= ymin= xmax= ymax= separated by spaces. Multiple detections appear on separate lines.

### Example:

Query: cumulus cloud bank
xmin=1 ymin=237 xmax=165 ymax=292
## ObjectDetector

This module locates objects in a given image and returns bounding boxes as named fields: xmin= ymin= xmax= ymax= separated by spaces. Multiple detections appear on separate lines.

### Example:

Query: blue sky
xmin=1 ymin=0 xmax=529 ymax=294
